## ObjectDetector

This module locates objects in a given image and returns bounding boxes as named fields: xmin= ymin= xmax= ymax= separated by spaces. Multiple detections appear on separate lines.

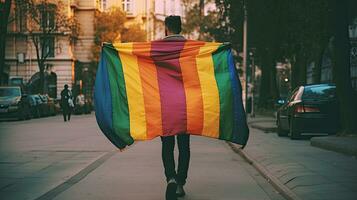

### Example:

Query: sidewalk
xmin=232 ymin=115 xmax=357 ymax=200
xmin=52 ymin=136 xmax=285 ymax=200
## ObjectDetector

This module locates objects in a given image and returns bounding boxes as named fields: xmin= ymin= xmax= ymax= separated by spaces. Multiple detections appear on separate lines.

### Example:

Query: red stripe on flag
xmin=151 ymin=40 xmax=187 ymax=136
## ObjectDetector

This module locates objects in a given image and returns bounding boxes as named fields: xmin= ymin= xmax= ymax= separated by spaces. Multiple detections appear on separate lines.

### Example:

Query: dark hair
xmin=165 ymin=15 xmax=182 ymax=34
xmin=64 ymin=84 xmax=68 ymax=89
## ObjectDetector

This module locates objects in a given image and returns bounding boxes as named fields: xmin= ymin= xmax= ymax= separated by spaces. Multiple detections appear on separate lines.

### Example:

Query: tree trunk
xmin=291 ymin=49 xmax=307 ymax=89
xmin=299 ymin=52 xmax=307 ymax=85
xmin=258 ymin=49 xmax=275 ymax=108
xmin=0 ymin=0 xmax=12 ymax=85
xmin=270 ymin=58 xmax=279 ymax=101
xmin=198 ymin=0 xmax=204 ymax=40
xmin=313 ymin=45 xmax=325 ymax=84
xmin=333 ymin=0 xmax=357 ymax=135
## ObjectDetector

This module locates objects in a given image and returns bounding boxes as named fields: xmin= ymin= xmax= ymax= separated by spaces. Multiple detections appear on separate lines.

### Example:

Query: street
xmin=0 ymin=115 xmax=284 ymax=200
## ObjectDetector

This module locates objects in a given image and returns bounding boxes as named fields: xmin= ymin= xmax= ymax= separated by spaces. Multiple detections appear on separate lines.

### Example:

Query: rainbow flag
xmin=94 ymin=40 xmax=249 ymax=149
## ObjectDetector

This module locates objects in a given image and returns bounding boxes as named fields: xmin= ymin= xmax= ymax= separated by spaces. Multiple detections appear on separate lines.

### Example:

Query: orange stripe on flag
xmin=179 ymin=41 xmax=205 ymax=135
xmin=133 ymin=43 xmax=163 ymax=139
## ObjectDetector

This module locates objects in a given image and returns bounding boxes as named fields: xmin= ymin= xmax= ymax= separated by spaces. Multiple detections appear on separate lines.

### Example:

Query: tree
xmin=18 ymin=0 xmax=79 ymax=93
xmin=92 ymin=7 xmax=146 ymax=63
xmin=332 ymin=0 xmax=357 ymax=135
xmin=0 ymin=0 xmax=12 ymax=85
xmin=182 ymin=1 xmax=219 ymax=41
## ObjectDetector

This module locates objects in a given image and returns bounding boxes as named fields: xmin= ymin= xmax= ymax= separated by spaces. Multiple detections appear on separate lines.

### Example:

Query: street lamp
xmin=243 ymin=0 xmax=248 ymax=112
xmin=249 ymin=50 xmax=255 ymax=118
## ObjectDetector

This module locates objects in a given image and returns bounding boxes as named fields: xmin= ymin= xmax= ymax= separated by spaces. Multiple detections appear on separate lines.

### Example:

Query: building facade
xmin=4 ymin=0 xmax=188 ymax=99
xmin=4 ymin=0 xmax=99 ymax=99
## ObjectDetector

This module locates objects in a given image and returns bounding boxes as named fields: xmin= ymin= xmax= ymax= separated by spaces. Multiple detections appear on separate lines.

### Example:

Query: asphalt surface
xmin=0 ymin=114 xmax=285 ymax=200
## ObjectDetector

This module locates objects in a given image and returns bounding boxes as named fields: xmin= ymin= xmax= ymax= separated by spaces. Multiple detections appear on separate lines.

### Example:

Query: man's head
xmin=165 ymin=15 xmax=182 ymax=36
xmin=64 ymin=84 xmax=68 ymax=89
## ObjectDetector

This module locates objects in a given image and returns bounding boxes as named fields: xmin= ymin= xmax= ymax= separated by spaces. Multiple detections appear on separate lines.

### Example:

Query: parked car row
xmin=0 ymin=86 xmax=56 ymax=120
xmin=276 ymin=83 xmax=339 ymax=139
xmin=27 ymin=94 xmax=57 ymax=118
xmin=0 ymin=86 xmax=93 ymax=121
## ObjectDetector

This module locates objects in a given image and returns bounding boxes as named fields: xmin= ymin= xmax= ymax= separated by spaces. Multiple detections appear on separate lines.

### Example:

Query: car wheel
xmin=289 ymin=118 xmax=300 ymax=140
xmin=36 ymin=108 xmax=41 ymax=118
xmin=25 ymin=106 xmax=32 ymax=120
xmin=51 ymin=106 xmax=56 ymax=116
xmin=277 ymin=119 xmax=287 ymax=137
xmin=17 ymin=108 xmax=25 ymax=121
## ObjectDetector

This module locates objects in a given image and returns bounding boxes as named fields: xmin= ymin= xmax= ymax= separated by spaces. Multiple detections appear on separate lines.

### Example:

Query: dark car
xmin=0 ymin=86 xmax=31 ymax=120
xmin=276 ymin=84 xmax=339 ymax=139
xmin=28 ymin=95 xmax=42 ymax=118
xmin=39 ymin=94 xmax=56 ymax=116
xmin=31 ymin=94 xmax=47 ymax=117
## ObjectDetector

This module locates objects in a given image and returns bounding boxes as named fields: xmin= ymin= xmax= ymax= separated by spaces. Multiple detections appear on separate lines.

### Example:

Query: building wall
xmin=72 ymin=5 xmax=96 ymax=62
xmin=4 ymin=0 xmax=99 ymax=98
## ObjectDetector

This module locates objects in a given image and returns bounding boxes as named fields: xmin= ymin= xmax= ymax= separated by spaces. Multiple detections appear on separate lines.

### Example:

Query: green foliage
xmin=92 ymin=7 xmax=146 ymax=62
xmin=121 ymin=24 xmax=147 ymax=42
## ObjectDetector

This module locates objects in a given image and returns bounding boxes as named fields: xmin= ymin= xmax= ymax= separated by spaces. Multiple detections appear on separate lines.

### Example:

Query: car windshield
xmin=0 ymin=88 xmax=21 ymax=97
xmin=302 ymin=85 xmax=336 ymax=100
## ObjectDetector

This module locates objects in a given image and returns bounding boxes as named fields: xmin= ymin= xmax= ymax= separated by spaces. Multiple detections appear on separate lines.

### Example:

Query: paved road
xmin=0 ymin=115 xmax=285 ymax=200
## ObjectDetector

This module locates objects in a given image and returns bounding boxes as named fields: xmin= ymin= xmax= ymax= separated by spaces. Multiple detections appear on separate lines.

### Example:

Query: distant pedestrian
xmin=160 ymin=15 xmax=189 ymax=200
xmin=60 ymin=84 xmax=74 ymax=122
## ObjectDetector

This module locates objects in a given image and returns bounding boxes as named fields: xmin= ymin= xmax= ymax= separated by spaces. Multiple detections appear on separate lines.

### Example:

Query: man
xmin=161 ymin=15 xmax=189 ymax=200
xmin=60 ymin=84 xmax=73 ymax=122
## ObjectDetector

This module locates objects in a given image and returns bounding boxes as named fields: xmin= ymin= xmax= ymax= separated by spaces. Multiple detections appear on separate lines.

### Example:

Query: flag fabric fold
xmin=94 ymin=40 xmax=249 ymax=149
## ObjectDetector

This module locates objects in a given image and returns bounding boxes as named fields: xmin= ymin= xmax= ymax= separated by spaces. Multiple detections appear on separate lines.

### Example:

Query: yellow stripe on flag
xmin=196 ymin=43 xmax=221 ymax=138
xmin=117 ymin=43 xmax=147 ymax=140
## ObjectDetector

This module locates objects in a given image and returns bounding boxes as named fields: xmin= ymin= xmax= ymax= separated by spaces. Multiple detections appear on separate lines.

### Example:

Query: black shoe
xmin=166 ymin=179 xmax=177 ymax=200
xmin=176 ymin=184 xmax=186 ymax=197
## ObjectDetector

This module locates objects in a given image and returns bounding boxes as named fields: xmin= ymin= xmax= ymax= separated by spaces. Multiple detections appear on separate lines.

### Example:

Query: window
xmin=41 ymin=37 xmax=55 ymax=57
xmin=302 ymin=85 xmax=336 ymax=100
xmin=122 ymin=0 xmax=133 ymax=15
xmin=38 ymin=4 xmax=56 ymax=29
xmin=16 ymin=4 xmax=27 ymax=32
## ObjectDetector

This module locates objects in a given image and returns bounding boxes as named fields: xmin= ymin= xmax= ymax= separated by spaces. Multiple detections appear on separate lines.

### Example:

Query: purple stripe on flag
xmin=151 ymin=40 xmax=187 ymax=136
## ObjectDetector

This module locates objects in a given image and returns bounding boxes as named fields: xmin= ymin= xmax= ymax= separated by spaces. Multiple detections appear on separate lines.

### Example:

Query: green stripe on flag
xmin=103 ymin=44 xmax=133 ymax=145
xmin=212 ymin=46 xmax=234 ymax=141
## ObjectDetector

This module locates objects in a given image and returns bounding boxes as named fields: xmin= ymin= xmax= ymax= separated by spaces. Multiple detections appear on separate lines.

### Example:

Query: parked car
xmin=31 ymin=94 xmax=48 ymax=117
xmin=276 ymin=84 xmax=339 ymax=139
xmin=39 ymin=94 xmax=56 ymax=116
xmin=27 ymin=95 xmax=41 ymax=118
xmin=0 ymin=86 xmax=31 ymax=120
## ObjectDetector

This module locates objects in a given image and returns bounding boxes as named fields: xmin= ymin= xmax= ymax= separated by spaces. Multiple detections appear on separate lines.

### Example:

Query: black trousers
xmin=161 ymin=134 xmax=190 ymax=185
xmin=62 ymin=106 xmax=71 ymax=121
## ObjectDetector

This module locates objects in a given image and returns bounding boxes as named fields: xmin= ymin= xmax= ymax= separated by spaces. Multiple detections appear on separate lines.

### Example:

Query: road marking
xmin=34 ymin=150 xmax=116 ymax=200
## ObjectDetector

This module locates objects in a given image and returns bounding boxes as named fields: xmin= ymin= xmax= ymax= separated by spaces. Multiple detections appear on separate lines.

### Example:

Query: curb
xmin=228 ymin=142 xmax=303 ymax=200
xmin=250 ymin=124 xmax=277 ymax=133
xmin=311 ymin=137 xmax=357 ymax=157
